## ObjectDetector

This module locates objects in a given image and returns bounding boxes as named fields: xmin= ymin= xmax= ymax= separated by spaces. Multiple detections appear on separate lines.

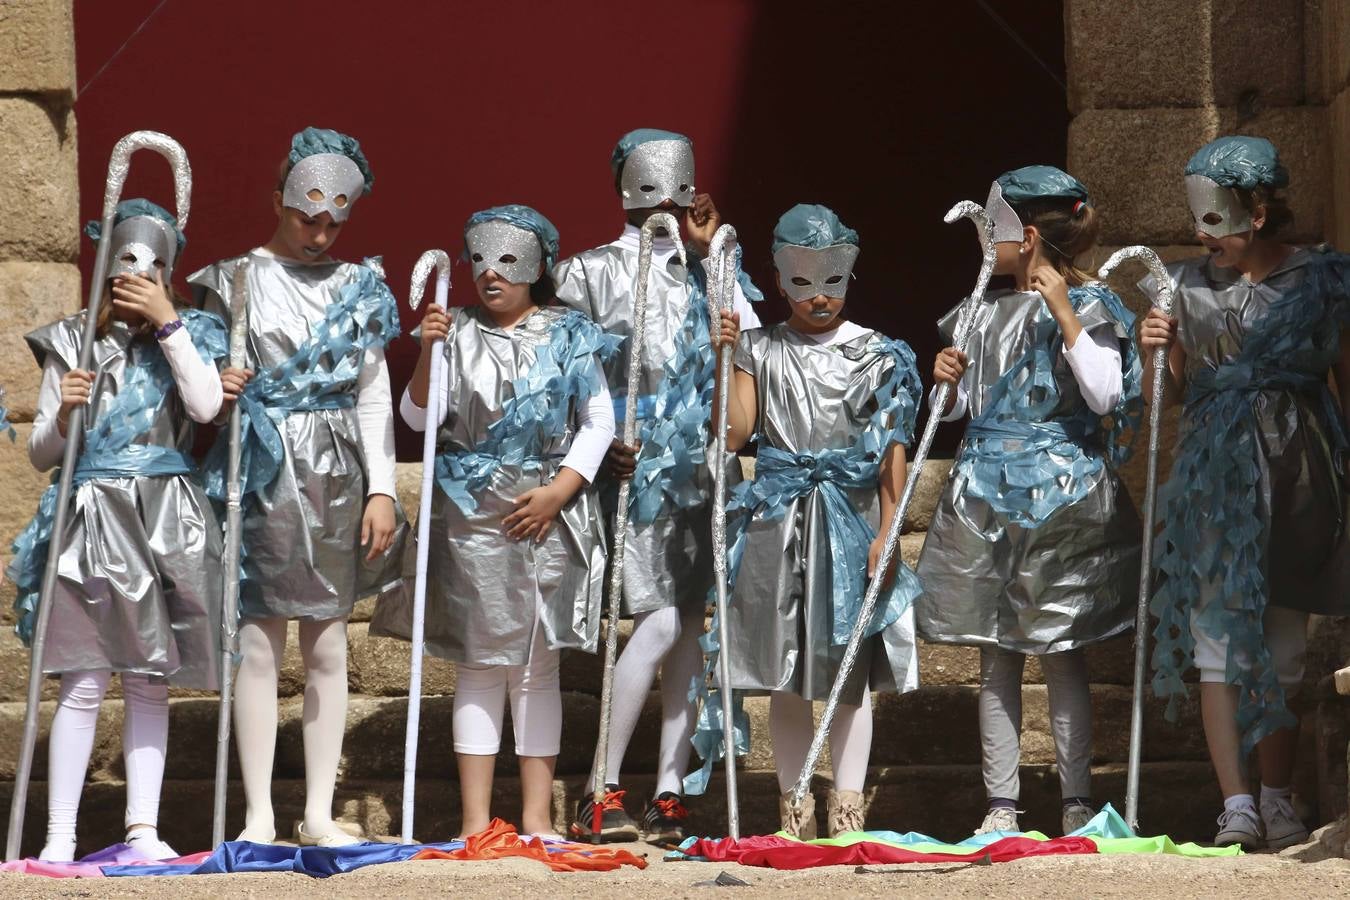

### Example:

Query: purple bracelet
xmin=154 ymin=318 xmax=184 ymax=341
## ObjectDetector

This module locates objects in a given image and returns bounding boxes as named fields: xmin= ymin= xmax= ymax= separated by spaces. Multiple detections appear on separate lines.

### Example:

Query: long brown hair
xmin=1012 ymin=197 xmax=1101 ymax=286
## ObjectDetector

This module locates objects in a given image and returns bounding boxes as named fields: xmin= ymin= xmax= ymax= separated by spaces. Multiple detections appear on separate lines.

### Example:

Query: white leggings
xmin=47 ymin=670 xmax=169 ymax=837
xmin=768 ymin=690 xmax=873 ymax=794
xmin=593 ymin=603 xmax=705 ymax=795
xmin=1191 ymin=604 xmax=1308 ymax=692
xmin=453 ymin=627 xmax=562 ymax=757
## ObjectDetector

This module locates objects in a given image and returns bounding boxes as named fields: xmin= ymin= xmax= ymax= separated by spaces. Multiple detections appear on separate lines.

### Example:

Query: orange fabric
xmin=410 ymin=819 xmax=648 ymax=872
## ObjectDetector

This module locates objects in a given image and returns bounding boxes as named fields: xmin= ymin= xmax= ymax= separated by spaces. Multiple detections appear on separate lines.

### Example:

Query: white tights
xmin=768 ymin=690 xmax=873 ymax=794
xmin=453 ymin=627 xmax=562 ymax=757
xmin=593 ymin=603 xmax=705 ymax=795
xmin=233 ymin=616 xmax=349 ymax=839
xmin=45 ymin=671 xmax=168 ymax=842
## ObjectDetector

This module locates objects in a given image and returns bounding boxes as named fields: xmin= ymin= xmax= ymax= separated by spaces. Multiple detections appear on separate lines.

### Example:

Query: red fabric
xmin=410 ymin=818 xmax=647 ymax=872
xmin=683 ymin=834 xmax=1099 ymax=869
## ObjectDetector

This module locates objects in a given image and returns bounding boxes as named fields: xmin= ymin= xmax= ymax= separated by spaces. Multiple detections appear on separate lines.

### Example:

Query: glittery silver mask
xmin=1185 ymin=173 xmax=1252 ymax=238
xmin=465 ymin=220 xmax=543 ymax=285
xmin=620 ymin=140 xmax=695 ymax=210
xmin=773 ymin=244 xmax=860 ymax=302
xmin=108 ymin=215 xmax=178 ymax=280
xmin=985 ymin=181 xmax=1024 ymax=244
xmin=282 ymin=153 xmax=365 ymax=223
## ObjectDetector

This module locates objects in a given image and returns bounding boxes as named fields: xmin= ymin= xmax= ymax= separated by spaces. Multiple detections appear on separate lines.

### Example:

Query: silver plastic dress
xmin=554 ymin=231 xmax=753 ymax=615
xmin=189 ymin=251 xmax=404 ymax=620
xmin=371 ymin=306 xmax=608 ymax=664
xmin=23 ymin=315 xmax=223 ymax=687
xmin=726 ymin=325 xmax=920 ymax=704
xmin=916 ymin=288 xmax=1141 ymax=652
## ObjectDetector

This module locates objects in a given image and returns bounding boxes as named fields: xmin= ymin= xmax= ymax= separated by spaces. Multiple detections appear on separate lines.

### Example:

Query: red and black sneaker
xmin=640 ymin=792 xmax=690 ymax=845
xmin=569 ymin=786 xmax=639 ymax=843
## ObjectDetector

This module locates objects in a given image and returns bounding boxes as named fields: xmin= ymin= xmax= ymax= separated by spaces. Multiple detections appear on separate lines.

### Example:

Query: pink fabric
xmin=0 ymin=847 xmax=212 ymax=878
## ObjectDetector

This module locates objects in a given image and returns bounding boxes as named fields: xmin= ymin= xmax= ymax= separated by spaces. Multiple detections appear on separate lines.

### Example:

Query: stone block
xmin=348 ymin=621 xmax=457 ymax=697
xmin=1331 ymin=88 xmax=1350 ymax=249
xmin=0 ymin=0 xmax=76 ymax=96
xmin=0 ymin=263 xmax=80 ymax=420
xmin=1322 ymin=0 xmax=1350 ymax=94
xmin=901 ymin=457 xmax=951 ymax=533
xmin=0 ymin=97 xmax=78 ymax=262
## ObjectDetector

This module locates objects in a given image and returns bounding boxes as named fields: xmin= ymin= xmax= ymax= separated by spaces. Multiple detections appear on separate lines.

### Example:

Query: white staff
xmin=588 ymin=212 xmax=684 ymax=840
xmin=1097 ymin=246 xmax=1174 ymax=832
xmin=706 ymin=223 xmax=741 ymax=839
xmin=212 ymin=259 xmax=250 ymax=847
xmin=401 ymin=249 xmax=452 ymax=843
xmin=5 ymin=131 xmax=191 ymax=862
xmin=788 ymin=199 xmax=996 ymax=808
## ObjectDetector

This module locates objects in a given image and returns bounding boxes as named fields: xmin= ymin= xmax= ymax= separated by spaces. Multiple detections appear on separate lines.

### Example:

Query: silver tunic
xmin=189 ymin=251 xmax=404 ymax=621
xmin=726 ymin=324 xmax=919 ymax=704
xmin=22 ymin=315 xmax=224 ymax=687
xmin=916 ymin=287 xmax=1141 ymax=653
xmin=370 ymin=306 xmax=608 ymax=665
xmin=554 ymin=234 xmax=750 ymax=615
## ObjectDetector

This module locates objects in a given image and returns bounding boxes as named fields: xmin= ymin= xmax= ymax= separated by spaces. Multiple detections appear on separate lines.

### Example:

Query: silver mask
xmin=620 ymin=140 xmax=695 ymax=210
xmin=282 ymin=153 xmax=365 ymax=222
xmin=465 ymin=220 xmax=542 ymax=285
xmin=1185 ymin=173 xmax=1252 ymax=238
xmin=108 ymin=215 xmax=178 ymax=280
xmin=986 ymin=180 xmax=1025 ymax=244
xmin=773 ymin=244 xmax=860 ymax=302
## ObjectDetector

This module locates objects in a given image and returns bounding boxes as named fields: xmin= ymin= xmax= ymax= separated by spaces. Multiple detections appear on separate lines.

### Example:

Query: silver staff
xmin=212 ymin=259 xmax=250 ymax=847
xmin=706 ymin=223 xmax=741 ymax=839
xmin=1097 ymin=245 xmax=1174 ymax=833
xmin=402 ymin=249 xmax=452 ymax=843
xmin=788 ymin=199 xmax=996 ymax=809
xmin=588 ymin=212 xmax=685 ymax=840
xmin=5 ymin=130 xmax=191 ymax=861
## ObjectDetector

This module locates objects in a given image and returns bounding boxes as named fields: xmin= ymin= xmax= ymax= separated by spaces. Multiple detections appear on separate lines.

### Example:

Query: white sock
xmin=234 ymin=617 xmax=286 ymax=839
xmin=1259 ymin=784 xmax=1292 ymax=808
xmin=298 ymin=616 xmax=350 ymax=832
xmin=38 ymin=834 xmax=77 ymax=863
xmin=1224 ymin=793 xmax=1257 ymax=814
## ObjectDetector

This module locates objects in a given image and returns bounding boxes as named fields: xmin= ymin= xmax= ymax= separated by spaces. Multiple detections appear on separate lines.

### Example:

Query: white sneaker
xmin=1061 ymin=803 xmax=1094 ymax=835
xmin=975 ymin=807 xmax=1019 ymax=835
xmin=1260 ymin=796 xmax=1308 ymax=850
xmin=38 ymin=835 xmax=77 ymax=863
xmin=126 ymin=828 xmax=178 ymax=861
xmin=1214 ymin=805 xmax=1263 ymax=849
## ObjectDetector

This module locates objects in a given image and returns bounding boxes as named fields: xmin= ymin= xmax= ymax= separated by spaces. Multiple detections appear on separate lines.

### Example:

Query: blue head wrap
xmin=462 ymin=204 xmax=562 ymax=272
xmin=82 ymin=198 xmax=186 ymax=255
xmin=771 ymin=203 xmax=860 ymax=254
xmin=1184 ymin=135 xmax=1289 ymax=191
xmin=609 ymin=128 xmax=692 ymax=179
xmin=288 ymin=126 xmax=374 ymax=192
xmin=996 ymin=165 xmax=1090 ymax=207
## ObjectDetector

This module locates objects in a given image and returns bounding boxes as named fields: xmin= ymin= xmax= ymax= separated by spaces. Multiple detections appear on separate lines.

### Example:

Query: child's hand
xmin=58 ymin=369 xmax=94 ymax=427
xmin=361 ymin=494 xmax=397 ymax=561
xmin=605 ymin=438 xmax=640 ymax=480
xmin=420 ymin=303 xmax=450 ymax=352
xmin=867 ymin=534 xmax=897 ymax=587
xmin=1138 ymin=308 xmax=1177 ymax=351
xmin=933 ymin=347 xmax=967 ymax=386
xmin=713 ymin=309 xmax=741 ymax=351
xmin=1028 ymin=265 xmax=1071 ymax=314
xmin=504 ymin=482 xmax=568 ymax=542
xmin=112 ymin=271 xmax=177 ymax=329
xmin=220 ymin=367 xmax=254 ymax=403
xmin=684 ymin=193 xmax=722 ymax=254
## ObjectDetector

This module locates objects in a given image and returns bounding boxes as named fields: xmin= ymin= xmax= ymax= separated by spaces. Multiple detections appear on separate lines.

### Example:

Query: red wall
xmin=74 ymin=0 xmax=1067 ymax=457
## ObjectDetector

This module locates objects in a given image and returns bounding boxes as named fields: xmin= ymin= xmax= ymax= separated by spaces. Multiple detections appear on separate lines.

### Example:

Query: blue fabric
xmin=955 ymin=284 xmax=1142 ymax=527
xmin=101 ymin=839 xmax=468 ymax=878
xmin=289 ymin=126 xmax=374 ymax=191
xmin=83 ymin=198 xmax=185 ymax=255
xmin=203 ymin=260 xmax=399 ymax=502
xmin=462 ymin=205 xmax=561 ymax=272
xmin=771 ymin=204 xmax=860 ymax=253
xmin=5 ymin=311 xmax=226 ymax=643
xmin=609 ymin=128 xmax=691 ymax=177
xmin=434 ymin=311 xmax=619 ymax=515
xmin=1152 ymin=249 xmax=1350 ymax=751
xmin=0 ymin=391 xmax=14 ymax=441
xmin=683 ymin=336 xmax=923 ymax=796
xmin=1185 ymin=136 xmax=1289 ymax=191
xmin=997 ymin=165 xmax=1089 ymax=206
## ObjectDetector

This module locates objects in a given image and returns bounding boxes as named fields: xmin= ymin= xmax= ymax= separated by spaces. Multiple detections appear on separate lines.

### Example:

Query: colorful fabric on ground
xmin=409 ymin=818 xmax=647 ymax=872
xmin=0 ymin=844 xmax=212 ymax=878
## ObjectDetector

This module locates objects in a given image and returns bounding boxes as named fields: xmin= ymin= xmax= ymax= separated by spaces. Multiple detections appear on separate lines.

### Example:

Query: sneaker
xmin=778 ymin=792 xmax=818 ymax=840
xmin=826 ymin=789 xmax=865 ymax=837
xmin=1214 ymin=804 xmax=1263 ymax=849
xmin=125 ymin=828 xmax=179 ymax=861
xmin=1061 ymin=802 xmax=1095 ymax=835
xmin=640 ymin=792 xmax=690 ymax=844
xmin=975 ymin=807 xmax=1020 ymax=835
xmin=38 ymin=835 xmax=76 ymax=863
xmin=569 ymin=786 xmax=639 ymax=843
xmin=1260 ymin=796 xmax=1308 ymax=850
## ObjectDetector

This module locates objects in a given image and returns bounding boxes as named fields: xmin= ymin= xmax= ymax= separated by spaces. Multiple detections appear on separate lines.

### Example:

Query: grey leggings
xmin=979 ymin=646 xmax=1092 ymax=802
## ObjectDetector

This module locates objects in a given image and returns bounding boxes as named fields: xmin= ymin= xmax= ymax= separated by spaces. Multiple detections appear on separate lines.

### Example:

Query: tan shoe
xmin=779 ymin=792 xmax=818 ymax=840
xmin=826 ymin=789 xmax=865 ymax=837
xmin=294 ymin=819 xmax=365 ymax=847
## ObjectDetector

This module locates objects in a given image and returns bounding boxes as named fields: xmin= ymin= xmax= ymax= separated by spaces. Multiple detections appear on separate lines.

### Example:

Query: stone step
xmin=0 ymin=760 xmax=1226 ymax=860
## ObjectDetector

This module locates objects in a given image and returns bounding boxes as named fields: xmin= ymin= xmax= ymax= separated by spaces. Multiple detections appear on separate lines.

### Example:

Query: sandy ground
xmin=3 ymin=825 xmax=1348 ymax=898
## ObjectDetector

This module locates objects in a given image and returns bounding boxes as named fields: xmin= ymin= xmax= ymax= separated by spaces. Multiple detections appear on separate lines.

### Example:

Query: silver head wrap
xmin=282 ymin=153 xmax=366 ymax=222
xmin=1184 ymin=173 xmax=1253 ymax=238
xmin=620 ymin=140 xmax=695 ymax=210
xmin=465 ymin=220 xmax=543 ymax=285
xmin=985 ymin=180 xmax=1025 ymax=244
xmin=108 ymin=215 xmax=178 ymax=280
xmin=773 ymin=244 xmax=860 ymax=302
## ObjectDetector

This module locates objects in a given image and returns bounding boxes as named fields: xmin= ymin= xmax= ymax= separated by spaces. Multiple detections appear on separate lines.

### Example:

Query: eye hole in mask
xmin=498 ymin=254 xmax=518 ymax=264
xmin=640 ymin=184 xmax=656 ymax=194
xmin=791 ymin=276 xmax=811 ymax=287
xmin=825 ymin=275 xmax=844 ymax=285
xmin=1202 ymin=212 xmax=1223 ymax=226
